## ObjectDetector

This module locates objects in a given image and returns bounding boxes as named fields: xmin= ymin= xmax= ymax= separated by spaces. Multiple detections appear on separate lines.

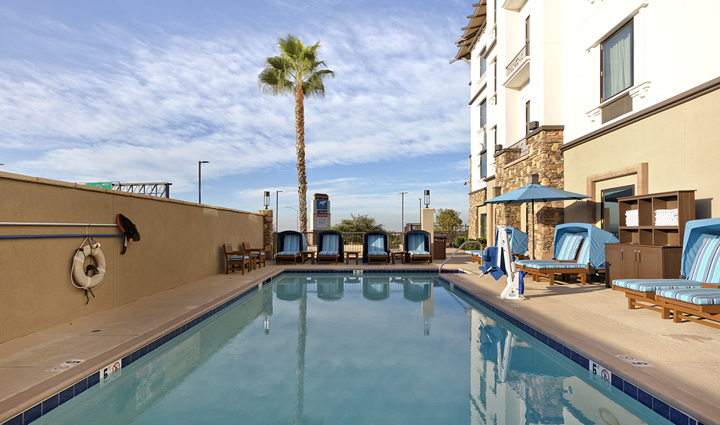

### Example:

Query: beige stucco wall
xmin=564 ymin=88 xmax=720 ymax=223
xmin=0 ymin=172 xmax=264 ymax=343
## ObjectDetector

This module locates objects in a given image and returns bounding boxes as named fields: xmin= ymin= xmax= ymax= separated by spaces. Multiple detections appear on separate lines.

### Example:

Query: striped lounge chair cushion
xmin=227 ymin=256 xmax=249 ymax=260
xmin=409 ymin=250 xmax=430 ymax=256
xmin=575 ymin=239 xmax=591 ymax=265
xmin=523 ymin=262 xmax=587 ymax=270
xmin=515 ymin=259 xmax=554 ymax=266
xmin=277 ymin=251 xmax=299 ymax=256
xmin=613 ymin=279 xmax=703 ymax=292
xmin=249 ymin=252 xmax=266 ymax=256
xmin=686 ymin=236 xmax=720 ymax=283
xmin=408 ymin=233 xmax=426 ymax=252
xmin=368 ymin=235 xmax=386 ymax=253
xmin=656 ymin=288 xmax=720 ymax=305
xmin=321 ymin=234 xmax=340 ymax=254
xmin=368 ymin=251 xmax=387 ymax=257
xmin=318 ymin=251 xmax=338 ymax=256
xmin=283 ymin=234 xmax=301 ymax=253
xmin=557 ymin=234 xmax=584 ymax=261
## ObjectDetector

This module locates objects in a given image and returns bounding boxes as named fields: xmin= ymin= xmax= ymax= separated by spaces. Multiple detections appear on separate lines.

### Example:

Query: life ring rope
xmin=70 ymin=237 xmax=106 ymax=303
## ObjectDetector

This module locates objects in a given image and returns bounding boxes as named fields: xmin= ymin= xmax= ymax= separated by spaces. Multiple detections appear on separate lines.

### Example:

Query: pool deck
xmin=1 ymin=251 xmax=720 ymax=425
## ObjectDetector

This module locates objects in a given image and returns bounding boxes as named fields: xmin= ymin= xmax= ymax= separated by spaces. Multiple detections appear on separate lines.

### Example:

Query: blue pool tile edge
xmin=436 ymin=276 xmax=703 ymax=425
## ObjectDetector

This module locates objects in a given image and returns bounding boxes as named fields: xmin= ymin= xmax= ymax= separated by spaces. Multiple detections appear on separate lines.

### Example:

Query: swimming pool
xmin=28 ymin=273 xmax=675 ymax=424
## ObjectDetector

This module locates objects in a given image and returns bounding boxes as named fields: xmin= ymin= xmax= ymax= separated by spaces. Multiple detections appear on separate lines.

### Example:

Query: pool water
xmin=34 ymin=274 xmax=671 ymax=424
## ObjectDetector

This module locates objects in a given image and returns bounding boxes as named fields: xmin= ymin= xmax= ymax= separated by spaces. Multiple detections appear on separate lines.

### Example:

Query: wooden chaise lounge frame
xmin=655 ymin=283 xmax=720 ymax=328
xmin=317 ymin=230 xmax=344 ymax=264
xmin=405 ymin=230 xmax=431 ymax=264
xmin=276 ymin=231 xmax=304 ymax=265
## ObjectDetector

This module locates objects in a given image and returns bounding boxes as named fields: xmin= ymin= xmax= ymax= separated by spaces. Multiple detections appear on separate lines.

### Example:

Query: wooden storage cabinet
xmin=606 ymin=190 xmax=694 ymax=285
xmin=605 ymin=244 xmax=683 ymax=283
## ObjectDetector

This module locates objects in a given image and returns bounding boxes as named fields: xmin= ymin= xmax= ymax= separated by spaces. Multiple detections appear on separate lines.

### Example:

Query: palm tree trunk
xmin=295 ymin=85 xmax=308 ymax=233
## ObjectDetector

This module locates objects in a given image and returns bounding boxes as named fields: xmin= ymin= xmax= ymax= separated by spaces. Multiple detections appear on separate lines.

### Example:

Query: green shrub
xmin=454 ymin=236 xmax=467 ymax=247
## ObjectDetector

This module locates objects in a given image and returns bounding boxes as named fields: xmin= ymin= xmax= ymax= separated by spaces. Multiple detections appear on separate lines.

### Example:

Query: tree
xmin=330 ymin=214 xmax=384 ymax=244
xmin=435 ymin=208 xmax=463 ymax=235
xmin=258 ymin=34 xmax=335 ymax=233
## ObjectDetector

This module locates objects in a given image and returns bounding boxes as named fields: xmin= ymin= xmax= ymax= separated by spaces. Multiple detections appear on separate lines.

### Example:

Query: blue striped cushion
xmin=613 ymin=279 xmax=703 ymax=292
xmin=284 ymin=234 xmax=300 ymax=252
xmin=687 ymin=237 xmax=720 ymax=283
xmin=515 ymin=260 xmax=554 ymax=266
xmin=576 ymin=239 xmax=591 ymax=265
xmin=249 ymin=252 xmax=266 ymax=256
xmin=557 ymin=234 xmax=584 ymax=261
xmin=368 ymin=235 xmax=385 ymax=252
xmin=368 ymin=251 xmax=387 ymax=256
xmin=318 ymin=250 xmax=338 ymax=256
xmin=656 ymin=288 xmax=720 ymax=305
xmin=409 ymin=250 xmax=430 ymax=256
xmin=524 ymin=262 xmax=586 ymax=270
xmin=322 ymin=234 xmax=339 ymax=253
xmin=227 ymin=256 xmax=249 ymax=260
xmin=408 ymin=234 xmax=425 ymax=252
xmin=277 ymin=251 xmax=299 ymax=256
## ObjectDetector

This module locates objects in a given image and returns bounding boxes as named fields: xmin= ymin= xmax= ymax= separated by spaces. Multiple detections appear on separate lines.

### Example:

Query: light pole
xmin=398 ymin=192 xmax=408 ymax=232
xmin=286 ymin=206 xmax=299 ymax=231
xmin=275 ymin=190 xmax=283 ymax=232
xmin=198 ymin=161 xmax=209 ymax=203
xmin=418 ymin=198 xmax=422 ymax=223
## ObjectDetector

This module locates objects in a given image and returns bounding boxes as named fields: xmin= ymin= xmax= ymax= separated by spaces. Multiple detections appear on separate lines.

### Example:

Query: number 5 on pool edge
xmin=589 ymin=360 xmax=612 ymax=389
xmin=99 ymin=360 xmax=122 ymax=387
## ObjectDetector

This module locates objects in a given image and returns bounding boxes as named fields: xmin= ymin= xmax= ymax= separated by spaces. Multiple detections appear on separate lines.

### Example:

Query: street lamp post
xmin=398 ymin=192 xmax=408 ymax=232
xmin=418 ymin=198 xmax=422 ymax=223
xmin=286 ymin=206 xmax=299 ymax=231
xmin=198 ymin=161 xmax=209 ymax=203
xmin=275 ymin=190 xmax=283 ymax=232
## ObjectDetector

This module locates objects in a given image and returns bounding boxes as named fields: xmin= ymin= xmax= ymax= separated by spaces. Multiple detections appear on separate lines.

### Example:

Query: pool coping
xmin=0 ymin=267 xmax=460 ymax=425
xmin=437 ymin=273 xmax=720 ymax=425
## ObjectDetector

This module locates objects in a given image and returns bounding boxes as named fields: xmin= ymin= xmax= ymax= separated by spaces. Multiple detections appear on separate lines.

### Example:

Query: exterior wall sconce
xmin=264 ymin=191 xmax=270 ymax=209
xmin=424 ymin=190 xmax=430 ymax=208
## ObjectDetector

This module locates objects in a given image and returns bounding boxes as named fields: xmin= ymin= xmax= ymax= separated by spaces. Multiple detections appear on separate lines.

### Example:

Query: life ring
xmin=72 ymin=243 xmax=106 ymax=289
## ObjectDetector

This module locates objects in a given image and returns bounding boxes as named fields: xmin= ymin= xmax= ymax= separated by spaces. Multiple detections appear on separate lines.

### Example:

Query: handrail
xmin=439 ymin=241 xmax=476 ymax=272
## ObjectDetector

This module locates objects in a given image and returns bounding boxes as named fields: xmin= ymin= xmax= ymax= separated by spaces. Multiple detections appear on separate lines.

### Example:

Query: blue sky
xmin=0 ymin=0 xmax=473 ymax=232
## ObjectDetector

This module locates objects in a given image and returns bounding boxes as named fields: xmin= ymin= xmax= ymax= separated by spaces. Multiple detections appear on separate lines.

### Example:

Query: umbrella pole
xmin=532 ymin=200 xmax=535 ymax=260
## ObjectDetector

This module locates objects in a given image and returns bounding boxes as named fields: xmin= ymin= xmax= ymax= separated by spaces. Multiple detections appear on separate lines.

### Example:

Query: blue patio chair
xmin=317 ymin=230 xmax=344 ymax=264
xmin=363 ymin=231 xmax=389 ymax=264
xmin=515 ymin=223 xmax=618 ymax=285
xmin=276 ymin=231 xmax=307 ymax=265
xmin=640 ymin=219 xmax=720 ymax=327
xmin=404 ymin=230 xmax=431 ymax=264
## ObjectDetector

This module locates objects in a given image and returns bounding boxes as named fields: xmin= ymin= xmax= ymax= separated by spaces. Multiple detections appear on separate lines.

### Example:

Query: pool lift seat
xmin=480 ymin=225 xmax=526 ymax=300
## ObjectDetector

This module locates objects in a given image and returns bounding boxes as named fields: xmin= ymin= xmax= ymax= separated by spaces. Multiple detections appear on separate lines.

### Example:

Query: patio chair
xmin=363 ymin=231 xmax=389 ymax=264
xmin=243 ymin=242 xmax=267 ymax=269
xmin=637 ymin=219 xmax=720 ymax=327
xmin=276 ymin=231 xmax=307 ymax=264
xmin=317 ymin=230 xmax=344 ymax=264
xmin=223 ymin=243 xmax=251 ymax=275
xmin=516 ymin=223 xmax=618 ymax=285
xmin=404 ymin=230 xmax=431 ymax=264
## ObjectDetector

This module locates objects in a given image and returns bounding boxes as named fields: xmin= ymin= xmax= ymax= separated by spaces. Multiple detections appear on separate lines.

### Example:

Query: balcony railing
xmin=506 ymin=43 xmax=529 ymax=77
xmin=508 ymin=138 xmax=529 ymax=157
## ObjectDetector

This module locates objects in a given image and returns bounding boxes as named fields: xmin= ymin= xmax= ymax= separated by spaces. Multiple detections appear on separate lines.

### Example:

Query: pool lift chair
xmin=479 ymin=225 xmax=526 ymax=300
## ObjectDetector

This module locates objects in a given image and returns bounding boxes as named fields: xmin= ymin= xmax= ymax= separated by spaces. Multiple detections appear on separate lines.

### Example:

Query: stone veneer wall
xmin=259 ymin=209 xmax=274 ymax=252
xmin=468 ymin=189 xmax=486 ymax=239
xmin=493 ymin=127 xmax=564 ymax=258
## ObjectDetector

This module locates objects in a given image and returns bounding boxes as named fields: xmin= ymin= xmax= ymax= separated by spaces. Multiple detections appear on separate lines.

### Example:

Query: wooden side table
xmin=301 ymin=251 xmax=315 ymax=265
xmin=345 ymin=251 xmax=360 ymax=265
xmin=390 ymin=251 xmax=406 ymax=265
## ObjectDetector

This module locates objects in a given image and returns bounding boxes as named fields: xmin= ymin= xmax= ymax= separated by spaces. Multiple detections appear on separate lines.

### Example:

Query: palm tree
xmin=258 ymin=34 xmax=335 ymax=233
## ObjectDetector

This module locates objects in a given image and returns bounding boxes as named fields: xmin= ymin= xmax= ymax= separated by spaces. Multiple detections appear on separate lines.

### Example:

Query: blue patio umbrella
xmin=484 ymin=184 xmax=590 ymax=259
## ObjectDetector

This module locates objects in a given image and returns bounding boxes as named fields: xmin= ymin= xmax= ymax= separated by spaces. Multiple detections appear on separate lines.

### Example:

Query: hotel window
xmin=480 ymin=213 xmax=487 ymax=240
xmin=480 ymin=51 xmax=487 ymax=77
xmin=525 ymin=101 xmax=530 ymax=133
xmin=601 ymin=185 xmax=634 ymax=237
xmin=493 ymin=62 xmax=497 ymax=92
xmin=480 ymin=100 xmax=487 ymax=128
xmin=601 ymin=21 xmax=633 ymax=102
xmin=480 ymin=149 xmax=487 ymax=179
xmin=494 ymin=0 xmax=497 ymax=23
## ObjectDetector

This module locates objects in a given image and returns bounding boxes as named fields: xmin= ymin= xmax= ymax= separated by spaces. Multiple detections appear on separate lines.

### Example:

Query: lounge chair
xmin=223 ymin=243 xmax=251 ymax=275
xmin=516 ymin=223 xmax=618 ymax=285
xmin=363 ymin=231 xmax=389 ymax=264
xmin=317 ymin=230 xmax=344 ymax=264
xmin=276 ymin=231 xmax=307 ymax=264
xmin=611 ymin=219 xmax=720 ymax=316
xmin=648 ymin=219 xmax=720 ymax=327
xmin=317 ymin=277 xmax=344 ymax=300
xmin=404 ymin=230 xmax=431 ymax=264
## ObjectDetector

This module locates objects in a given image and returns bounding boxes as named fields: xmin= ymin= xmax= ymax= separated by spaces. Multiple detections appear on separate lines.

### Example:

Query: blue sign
xmin=316 ymin=200 xmax=328 ymax=210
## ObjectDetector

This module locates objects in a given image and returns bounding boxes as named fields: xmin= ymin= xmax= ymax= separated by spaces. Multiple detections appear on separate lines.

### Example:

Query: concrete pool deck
xmin=1 ymin=251 xmax=719 ymax=424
